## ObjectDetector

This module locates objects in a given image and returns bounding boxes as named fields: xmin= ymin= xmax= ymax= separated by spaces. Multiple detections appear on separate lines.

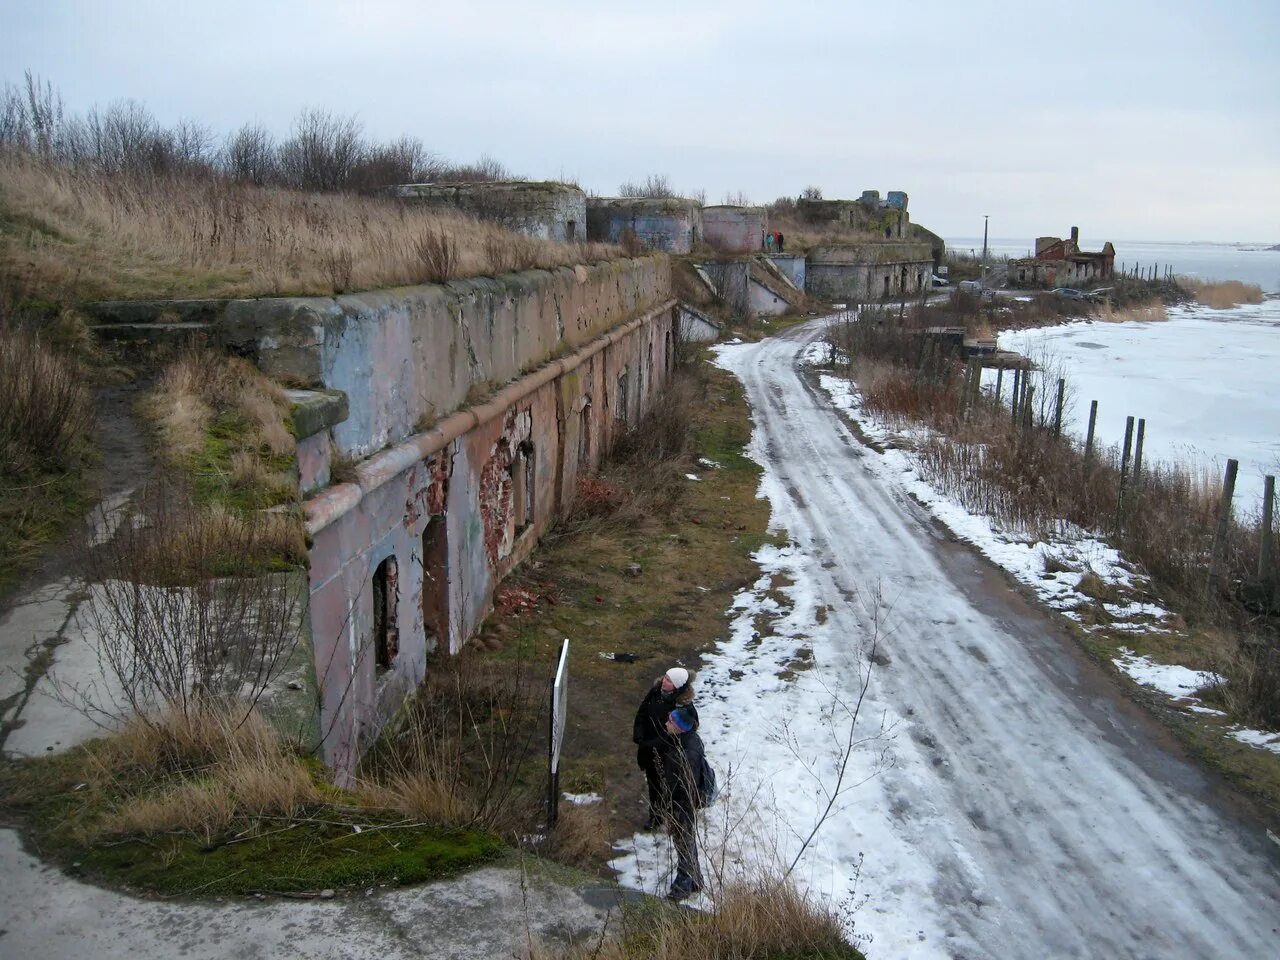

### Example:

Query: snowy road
xmin=617 ymin=321 xmax=1280 ymax=958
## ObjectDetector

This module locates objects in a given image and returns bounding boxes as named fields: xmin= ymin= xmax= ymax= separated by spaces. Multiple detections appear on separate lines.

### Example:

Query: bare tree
xmin=277 ymin=107 xmax=364 ymax=191
xmin=224 ymin=122 xmax=277 ymax=185
xmin=72 ymin=485 xmax=305 ymax=729
xmin=800 ymin=185 xmax=823 ymax=201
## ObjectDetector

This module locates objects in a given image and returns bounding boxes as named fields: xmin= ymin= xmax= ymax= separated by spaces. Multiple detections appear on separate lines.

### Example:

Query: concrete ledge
xmin=81 ymin=299 xmax=229 ymax=326
xmin=287 ymin=389 xmax=349 ymax=440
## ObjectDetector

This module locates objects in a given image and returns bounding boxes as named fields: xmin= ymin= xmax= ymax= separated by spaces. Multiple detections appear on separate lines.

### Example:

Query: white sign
xmin=550 ymin=639 xmax=569 ymax=775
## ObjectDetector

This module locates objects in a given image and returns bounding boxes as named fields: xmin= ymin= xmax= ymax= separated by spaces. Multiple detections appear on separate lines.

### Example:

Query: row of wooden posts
xmin=959 ymin=355 xmax=1277 ymax=603
xmin=1118 ymin=263 xmax=1176 ymax=283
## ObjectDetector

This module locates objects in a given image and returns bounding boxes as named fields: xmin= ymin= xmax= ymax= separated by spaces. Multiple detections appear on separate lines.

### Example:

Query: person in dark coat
xmin=633 ymin=667 xmax=698 ymax=829
xmin=776 ymin=231 xmax=785 ymax=252
xmin=654 ymin=707 xmax=705 ymax=900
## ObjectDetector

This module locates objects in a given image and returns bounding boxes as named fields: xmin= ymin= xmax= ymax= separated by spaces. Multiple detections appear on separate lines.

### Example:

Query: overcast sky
xmin=9 ymin=0 xmax=1279 ymax=242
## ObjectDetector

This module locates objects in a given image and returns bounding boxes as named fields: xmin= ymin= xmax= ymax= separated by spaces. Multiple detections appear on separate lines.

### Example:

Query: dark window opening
xmin=578 ymin=400 xmax=592 ymax=468
xmin=421 ymin=516 xmax=448 ymax=651
xmin=373 ymin=555 xmax=399 ymax=670
xmin=884 ymin=226 xmax=892 ymax=239
xmin=512 ymin=439 xmax=535 ymax=535
xmin=883 ymin=275 xmax=890 ymax=297
xmin=616 ymin=370 xmax=630 ymax=425
xmin=566 ymin=220 xmax=576 ymax=242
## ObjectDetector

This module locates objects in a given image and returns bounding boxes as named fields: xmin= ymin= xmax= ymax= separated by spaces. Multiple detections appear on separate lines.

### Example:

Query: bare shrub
xmin=1177 ymin=278 xmax=1264 ymax=309
xmin=618 ymin=174 xmax=675 ymax=198
xmin=1207 ymin=639 xmax=1280 ymax=730
xmin=77 ymin=485 xmax=306 ymax=728
xmin=0 ymin=322 xmax=92 ymax=475
xmin=414 ymin=230 xmax=459 ymax=283
xmin=358 ymin=650 xmax=543 ymax=833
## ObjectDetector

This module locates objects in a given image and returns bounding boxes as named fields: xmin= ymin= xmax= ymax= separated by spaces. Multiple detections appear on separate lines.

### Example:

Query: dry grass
xmin=1177 ymin=278 xmax=1264 ymax=309
xmin=85 ymin=704 xmax=320 ymax=840
xmin=141 ymin=348 xmax=299 ymax=509
xmin=1096 ymin=299 xmax=1168 ymax=323
xmin=545 ymin=801 xmax=613 ymax=870
xmin=0 ymin=150 xmax=623 ymax=301
xmin=0 ymin=320 xmax=92 ymax=475
xmin=537 ymin=878 xmax=858 ymax=960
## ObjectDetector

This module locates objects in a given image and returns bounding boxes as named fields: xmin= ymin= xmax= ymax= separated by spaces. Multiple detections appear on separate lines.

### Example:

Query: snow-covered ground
xmin=998 ymin=300 xmax=1280 ymax=510
xmin=612 ymin=320 xmax=1280 ymax=959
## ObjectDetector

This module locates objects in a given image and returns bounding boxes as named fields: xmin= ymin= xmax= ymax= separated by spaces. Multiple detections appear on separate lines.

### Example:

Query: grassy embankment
xmin=0 ymin=150 xmax=621 ymax=304
xmin=823 ymin=301 xmax=1280 ymax=819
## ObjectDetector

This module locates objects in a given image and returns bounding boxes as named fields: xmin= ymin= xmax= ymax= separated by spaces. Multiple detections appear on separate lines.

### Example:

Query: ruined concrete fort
xmin=87 ymin=183 xmax=943 ymax=778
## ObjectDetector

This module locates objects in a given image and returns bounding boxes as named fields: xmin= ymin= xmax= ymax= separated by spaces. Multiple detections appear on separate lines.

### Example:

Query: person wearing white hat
xmin=632 ymin=666 xmax=699 ymax=829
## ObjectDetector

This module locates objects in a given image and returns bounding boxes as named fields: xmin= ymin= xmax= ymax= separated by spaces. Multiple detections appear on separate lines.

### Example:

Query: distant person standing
xmin=765 ymin=231 xmax=774 ymax=253
xmin=776 ymin=231 xmax=785 ymax=252
xmin=654 ymin=706 xmax=706 ymax=900
xmin=633 ymin=667 xmax=698 ymax=829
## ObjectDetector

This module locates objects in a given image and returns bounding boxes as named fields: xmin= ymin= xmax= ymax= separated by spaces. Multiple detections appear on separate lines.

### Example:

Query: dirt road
xmin=619 ymin=321 xmax=1280 ymax=958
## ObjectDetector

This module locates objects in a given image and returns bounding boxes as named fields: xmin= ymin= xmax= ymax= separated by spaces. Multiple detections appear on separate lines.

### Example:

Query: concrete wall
xmin=702 ymin=206 xmax=766 ymax=254
xmin=585 ymin=198 xmax=703 ymax=253
xmin=221 ymin=257 xmax=671 ymax=459
xmin=768 ymin=254 xmax=806 ymax=291
xmin=393 ymin=182 xmax=587 ymax=242
xmin=807 ymin=243 xmax=934 ymax=301
xmin=302 ymin=300 xmax=676 ymax=774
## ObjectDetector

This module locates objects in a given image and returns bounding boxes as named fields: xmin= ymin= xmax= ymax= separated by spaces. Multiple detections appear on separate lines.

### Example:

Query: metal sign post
xmin=547 ymin=638 xmax=570 ymax=830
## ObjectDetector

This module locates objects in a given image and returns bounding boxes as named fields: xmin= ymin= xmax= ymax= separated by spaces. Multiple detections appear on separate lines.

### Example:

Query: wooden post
xmin=1132 ymin=417 xmax=1146 ymax=495
xmin=995 ymin=365 xmax=1004 ymax=404
xmin=1206 ymin=459 xmax=1239 ymax=598
xmin=1116 ymin=416 xmax=1135 ymax=532
xmin=1011 ymin=368 xmax=1022 ymax=422
xmin=1023 ymin=384 xmax=1036 ymax=431
xmin=1053 ymin=378 xmax=1065 ymax=439
xmin=1084 ymin=400 xmax=1098 ymax=463
xmin=1260 ymin=475 xmax=1275 ymax=601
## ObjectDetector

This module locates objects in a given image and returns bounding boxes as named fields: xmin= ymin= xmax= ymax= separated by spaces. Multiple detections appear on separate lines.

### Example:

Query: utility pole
xmin=981 ymin=215 xmax=989 ymax=288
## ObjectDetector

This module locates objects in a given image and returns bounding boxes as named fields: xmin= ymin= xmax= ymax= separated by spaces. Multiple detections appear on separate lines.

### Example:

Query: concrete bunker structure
xmin=806 ymin=242 xmax=935 ymax=301
xmin=393 ymin=181 xmax=587 ymax=242
xmin=585 ymin=197 xmax=703 ymax=253
xmin=699 ymin=257 xmax=803 ymax=318
xmin=702 ymin=205 xmax=767 ymax=254
xmin=210 ymin=258 xmax=676 ymax=776
xmin=797 ymin=189 xmax=913 ymax=241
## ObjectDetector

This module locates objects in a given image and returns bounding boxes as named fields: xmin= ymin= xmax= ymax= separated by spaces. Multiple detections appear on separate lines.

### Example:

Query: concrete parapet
xmin=392 ymin=181 xmax=586 ymax=242
xmin=586 ymin=198 xmax=702 ymax=253
xmin=218 ymin=256 xmax=671 ymax=459
xmin=702 ymin=206 xmax=767 ymax=254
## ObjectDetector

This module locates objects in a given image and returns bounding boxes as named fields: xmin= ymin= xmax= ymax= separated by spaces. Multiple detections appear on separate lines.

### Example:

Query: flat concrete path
xmin=0 ymin=830 xmax=615 ymax=959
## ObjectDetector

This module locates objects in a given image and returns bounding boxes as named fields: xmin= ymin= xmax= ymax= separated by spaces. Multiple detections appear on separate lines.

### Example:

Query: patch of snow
xmin=1111 ymin=649 xmax=1220 ymax=699
xmin=685 ymin=473 xmax=701 ymax=482
xmin=1230 ymin=729 xmax=1280 ymax=755
xmin=563 ymin=792 xmax=603 ymax=806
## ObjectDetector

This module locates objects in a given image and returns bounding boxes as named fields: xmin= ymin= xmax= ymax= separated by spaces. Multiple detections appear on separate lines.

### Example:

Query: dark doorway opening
xmin=421 ymin=516 xmax=448 ymax=653
xmin=373 ymin=555 xmax=399 ymax=670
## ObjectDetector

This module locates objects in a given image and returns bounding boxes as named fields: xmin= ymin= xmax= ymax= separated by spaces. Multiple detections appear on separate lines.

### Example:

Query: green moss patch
xmin=76 ymin=820 xmax=503 ymax=896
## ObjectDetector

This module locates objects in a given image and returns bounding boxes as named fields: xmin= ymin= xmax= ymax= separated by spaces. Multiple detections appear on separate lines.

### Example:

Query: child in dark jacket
xmin=655 ymin=707 xmax=705 ymax=900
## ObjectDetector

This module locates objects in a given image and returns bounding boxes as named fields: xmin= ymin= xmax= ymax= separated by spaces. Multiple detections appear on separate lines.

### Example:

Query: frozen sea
xmin=998 ymin=300 xmax=1280 ymax=512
